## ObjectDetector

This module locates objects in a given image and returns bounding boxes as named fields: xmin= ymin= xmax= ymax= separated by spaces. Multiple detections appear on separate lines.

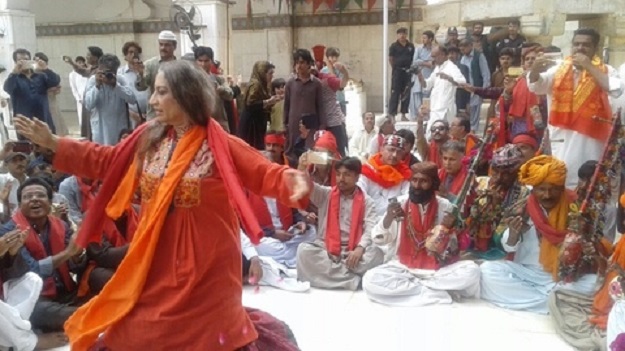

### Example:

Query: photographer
xmin=84 ymin=54 xmax=136 ymax=145
xmin=3 ymin=49 xmax=60 ymax=137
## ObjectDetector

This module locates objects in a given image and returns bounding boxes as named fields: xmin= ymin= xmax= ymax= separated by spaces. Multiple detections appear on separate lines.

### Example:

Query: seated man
xmin=449 ymin=116 xmax=479 ymax=157
xmin=251 ymin=132 xmax=316 ymax=268
xmin=468 ymin=144 xmax=530 ymax=259
xmin=368 ymin=115 xmax=395 ymax=157
xmin=3 ymin=177 xmax=84 ymax=331
xmin=0 ymin=228 xmax=42 ymax=351
xmin=303 ymin=130 xmax=342 ymax=187
xmin=480 ymin=156 xmax=611 ymax=314
xmin=58 ymin=175 xmax=137 ymax=296
xmin=438 ymin=140 xmax=469 ymax=202
xmin=240 ymin=230 xmax=309 ymax=292
xmin=263 ymin=131 xmax=292 ymax=167
xmin=394 ymin=129 xmax=419 ymax=166
xmin=512 ymin=133 xmax=538 ymax=164
xmin=349 ymin=112 xmax=377 ymax=161
xmin=297 ymin=157 xmax=383 ymax=290
xmin=362 ymin=162 xmax=480 ymax=307
xmin=606 ymin=195 xmax=625 ymax=348
xmin=415 ymin=109 xmax=450 ymax=168
xmin=359 ymin=135 xmax=411 ymax=217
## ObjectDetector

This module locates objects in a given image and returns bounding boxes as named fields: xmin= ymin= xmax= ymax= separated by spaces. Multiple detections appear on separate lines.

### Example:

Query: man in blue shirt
xmin=3 ymin=49 xmax=60 ymax=138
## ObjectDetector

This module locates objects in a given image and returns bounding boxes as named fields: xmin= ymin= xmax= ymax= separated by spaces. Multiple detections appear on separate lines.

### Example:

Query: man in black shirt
xmin=388 ymin=27 xmax=414 ymax=120
xmin=495 ymin=19 xmax=526 ymax=66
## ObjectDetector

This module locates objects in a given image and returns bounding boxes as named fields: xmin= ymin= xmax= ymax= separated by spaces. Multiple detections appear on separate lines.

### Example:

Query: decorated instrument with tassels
xmin=425 ymin=124 xmax=496 ymax=260
xmin=538 ymin=127 xmax=552 ymax=156
xmin=559 ymin=110 xmax=625 ymax=283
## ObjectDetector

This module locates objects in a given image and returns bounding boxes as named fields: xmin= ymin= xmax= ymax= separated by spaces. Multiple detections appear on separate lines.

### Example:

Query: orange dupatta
xmin=590 ymin=234 xmax=625 ymax=329
xmin=550 ymin=56 xmax=612 ymax=142
xmin=65 ymin=126 xmax=206 ymax=350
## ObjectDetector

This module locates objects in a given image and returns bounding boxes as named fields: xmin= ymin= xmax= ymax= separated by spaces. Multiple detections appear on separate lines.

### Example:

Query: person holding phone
xmin=84 ymin=54 xmax=137 ymax=145
xmin=3 ymin=49 xmax=60 ymax=137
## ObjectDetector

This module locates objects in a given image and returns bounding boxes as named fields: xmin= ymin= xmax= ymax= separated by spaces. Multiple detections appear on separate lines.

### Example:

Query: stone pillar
xmin=179 ymin=0 xmax=229 ymax=71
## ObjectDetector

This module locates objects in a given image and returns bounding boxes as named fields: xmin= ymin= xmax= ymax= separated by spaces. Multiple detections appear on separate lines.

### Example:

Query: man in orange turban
xmin=481 ymin=155 xmax=607 ymax=314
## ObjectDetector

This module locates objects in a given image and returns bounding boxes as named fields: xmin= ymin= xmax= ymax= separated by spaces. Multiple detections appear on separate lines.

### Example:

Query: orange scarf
xmin=361 ymin=153 xmax=411 ymax=189
xmin=65 ymin=126 xmax=206 ymax=350
xmin=590 ymin=234 xmax=625 ymax=329
xmin=325 ymin=187 xmax=365 ymax=256
xmin=550 ymin=56 xmax=612 ymax=142
xmin=509 ymin=77 xmax=538 ymax=130
xmin=526 ymin=191 xmax=574 ymax=279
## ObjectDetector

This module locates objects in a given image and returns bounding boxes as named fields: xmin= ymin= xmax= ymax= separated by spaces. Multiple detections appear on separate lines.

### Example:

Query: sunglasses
xmin=430 ymin=126 xmax=447 ymax=133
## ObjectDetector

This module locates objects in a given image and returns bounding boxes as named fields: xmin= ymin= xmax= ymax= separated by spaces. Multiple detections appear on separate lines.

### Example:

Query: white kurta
xmin=69 ymin=71 xmax=88 ymax=126
xmin=362 ymin=196 xmax=481 ymax=307
xmin=423 ymin=60 xmax=467 ymax=130
xmin=528 ymin=62 xmax=624 ymax=189
xmin=357 ymin=168 xmax=410 ymax=218
xmin=0 ymin=272 xmax=42 ymax=351
xmin=240 ymin=231 xmax=310 ymax=292
xmin=607 ymin=300 xmax=625 ymax=348
xmin=480 ymin=220 xmax=599 ymax=314
xmin=349 ymin=126 xmax=378 ymax=161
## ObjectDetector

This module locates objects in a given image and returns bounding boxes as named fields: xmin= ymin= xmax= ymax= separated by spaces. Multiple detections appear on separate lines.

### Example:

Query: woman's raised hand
xmin=14 ymin=115 xmax=58 ymax=151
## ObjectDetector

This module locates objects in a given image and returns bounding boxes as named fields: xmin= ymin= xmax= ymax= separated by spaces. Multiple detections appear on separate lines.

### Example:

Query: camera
xmin=105 ymin=72 xmax=116 ymax=80
xmin=404 ymin=65 xmax=421 ymax=75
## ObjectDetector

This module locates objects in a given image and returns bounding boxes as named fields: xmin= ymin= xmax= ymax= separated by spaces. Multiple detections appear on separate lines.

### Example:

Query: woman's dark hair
xmin=271 ymin=78 xmax=286 ymax=93
xmin=334 ymin=157 xmax=362 ymax=175
xmin=137 ymin=61 xmax=217 ymax=169
xmin=34 ymin=52 xmax=49 ymax=63
xmin=122 ymin=41 xmax=142 ymax=56
xmin=17 ymin=177 xmax=54 ymax=204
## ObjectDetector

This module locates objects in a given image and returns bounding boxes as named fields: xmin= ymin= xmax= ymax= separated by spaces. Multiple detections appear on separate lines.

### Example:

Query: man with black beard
xmin=362 ymin=162 xmax=480 ymax=307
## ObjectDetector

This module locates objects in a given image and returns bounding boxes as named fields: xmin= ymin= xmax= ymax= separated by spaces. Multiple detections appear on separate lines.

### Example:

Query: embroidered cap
xmin=383 ymin=134 xmax=406 ymax=149
xmin=491 ymin=144 xmax=525 ymax=171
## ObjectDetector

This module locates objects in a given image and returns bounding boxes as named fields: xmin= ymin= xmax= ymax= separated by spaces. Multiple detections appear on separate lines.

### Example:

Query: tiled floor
xmin=42 ymin=285 xmax=575 ymax=351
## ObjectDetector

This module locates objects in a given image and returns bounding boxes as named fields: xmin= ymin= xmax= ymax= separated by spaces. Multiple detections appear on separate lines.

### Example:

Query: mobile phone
xmin=105 ymin=72 xmax=116 ymax=80
xmin=308 ymin=151 xmax=332 ymax=165
xmin=12 ymin=141 xmax=33 ymax=153
xmin=507 ymin=66 xmax=524 ymax=78
xmin=388 ymin=197 xmax=398 ymax=204
xmin=62 ymin=55 xmax=71 ymax=62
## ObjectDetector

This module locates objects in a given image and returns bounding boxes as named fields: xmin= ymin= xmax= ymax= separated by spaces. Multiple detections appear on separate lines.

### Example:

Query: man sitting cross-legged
xmin=297 ymin=157 xmax=384 ymax=291
xmin=250 ymin=132 xmax=316 ymax=268
xmin=467 ymin=144 xmax=531 ymax=260
xmin=480 ymin=155 xmax=611 ymax=314
xmin=362 ymin=162 xmax=481 ymax=307
xmin=0 ymin=229 xmax=42 ymax=351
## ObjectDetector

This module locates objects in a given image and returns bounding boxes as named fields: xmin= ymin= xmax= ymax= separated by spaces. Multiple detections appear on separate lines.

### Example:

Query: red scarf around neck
xmin=526 ymin=193 xmax=569 ymax=245
xmin=14 ymin=211 xmax=75 ymax=298
xmin=398 ymin=199 xmax=439 ymax=269
xmin=247 ymin=192 xmax=294 ymax=231
xmin=428 ymin=141 xmax=442 ymax=168
xmin=438 ymin=165 xmax=468 ymax=196
xmin=325 ymin=187 xmax=365 ymax=256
